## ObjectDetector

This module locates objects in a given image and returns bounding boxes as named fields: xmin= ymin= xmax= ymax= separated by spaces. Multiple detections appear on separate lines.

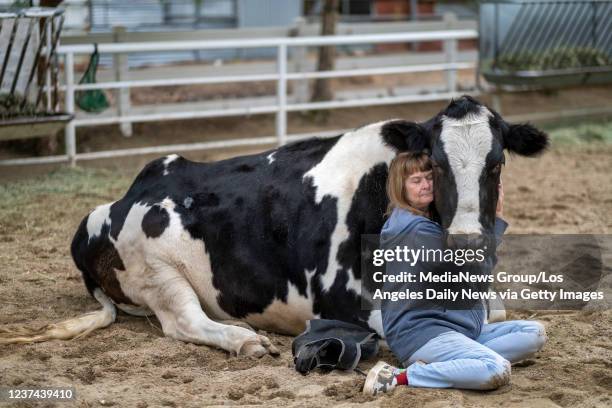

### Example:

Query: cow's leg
xmin=485 ymin=293 xmax=507 ymax=323
xmin=216 ymin=320 xmax=255 ymax=332
xmin=141 ymin=262 xmax=279 ymax=357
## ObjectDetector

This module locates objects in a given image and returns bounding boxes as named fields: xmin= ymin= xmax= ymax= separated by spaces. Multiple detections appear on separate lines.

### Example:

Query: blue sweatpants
xmin=404 ymin=320 xmax=547 ymax=390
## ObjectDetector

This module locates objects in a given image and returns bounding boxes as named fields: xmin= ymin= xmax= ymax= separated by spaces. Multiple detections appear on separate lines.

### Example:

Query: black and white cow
xmin=2 ymin=96 xmax=547 ymax=357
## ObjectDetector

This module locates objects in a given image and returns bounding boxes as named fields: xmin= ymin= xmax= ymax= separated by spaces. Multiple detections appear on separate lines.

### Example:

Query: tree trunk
xmin=311 ymin=0 xmax=338 ymax=102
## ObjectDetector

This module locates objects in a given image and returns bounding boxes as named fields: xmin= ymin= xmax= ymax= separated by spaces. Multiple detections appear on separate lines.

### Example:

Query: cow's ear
xmin=504 ymin=123 xmax=549 ymax=156
xmin=381 ymin=120 xmax=430 ymax=152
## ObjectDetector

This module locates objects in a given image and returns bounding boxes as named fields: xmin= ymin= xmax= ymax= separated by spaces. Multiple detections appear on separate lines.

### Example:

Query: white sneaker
xmin=363 ymin=361 xmax=399 ymax=396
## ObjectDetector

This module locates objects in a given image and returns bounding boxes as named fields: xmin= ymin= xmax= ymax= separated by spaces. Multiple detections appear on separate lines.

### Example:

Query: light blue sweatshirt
xmin=380 ymin=208 xmax=508 ymax=365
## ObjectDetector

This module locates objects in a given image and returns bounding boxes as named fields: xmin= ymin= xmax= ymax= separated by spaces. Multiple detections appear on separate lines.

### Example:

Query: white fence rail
xmin=0 ymin=28 xmax=478 ymax=167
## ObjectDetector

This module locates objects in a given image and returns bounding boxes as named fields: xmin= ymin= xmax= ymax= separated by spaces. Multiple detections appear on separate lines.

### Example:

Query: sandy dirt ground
xmin=0 ymin=142 xmax=611 ymax=408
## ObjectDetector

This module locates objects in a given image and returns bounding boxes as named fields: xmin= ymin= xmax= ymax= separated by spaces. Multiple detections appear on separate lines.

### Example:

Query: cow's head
xmin=382 ymin=95 xmax=548 ymax=247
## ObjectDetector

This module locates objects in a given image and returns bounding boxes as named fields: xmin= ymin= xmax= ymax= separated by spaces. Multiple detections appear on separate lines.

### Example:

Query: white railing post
xmin=276 ymin=43 xmax=287 ymax=146
xmin=113 ymin=26 xmax=132 ymax=137
xmin=45 ymin=18 xmax=53 ymax=111
xmin=64 ymin=51 xmax=76 ymax=167
xmin=443 ymin=13 xmax=458 ymax=93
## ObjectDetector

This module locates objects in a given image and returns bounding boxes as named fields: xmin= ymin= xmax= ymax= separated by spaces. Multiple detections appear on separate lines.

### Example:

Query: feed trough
xmin=0 ymin=7 xmax=71 ymax=141
xmin=479 ymin=0 xmax=612 ymax=89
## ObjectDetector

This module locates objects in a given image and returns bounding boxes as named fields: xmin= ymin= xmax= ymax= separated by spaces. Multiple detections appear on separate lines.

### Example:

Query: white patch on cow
xmin=303 ymin=122 xmax=396 ymax=292
xmin=305 ymin=268 xmax=322 ymax=320
xmin=163 ymin=154 xmax=179 ymax=176
xmin=441 ymin=107 xmax=493 ymax=235
xmin=266 ymin=151 xmax=276 ymax=164
xmin=112 ymin=202 xmax=151 ymax=269
xmin=86 ymin=202 xmax=113 ymax=241
xmin=115 ymin=303 xmax=154 ymax=316
xmin=367 ymin=310 xmax=384 ymax=337
xmin=111 ymin=198 xmax=230 ymax=321
xmin=183 ymin=196 xmax=193 ymax=209
xmin=245 ymin=274 xmax=316 ymax=335
xmin=360 ymin=285 xmax=384 ymax=335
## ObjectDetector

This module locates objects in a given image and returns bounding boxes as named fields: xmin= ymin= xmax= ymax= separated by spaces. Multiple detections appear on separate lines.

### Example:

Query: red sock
xmin=395 ymin=370 xmax=408 ymax=386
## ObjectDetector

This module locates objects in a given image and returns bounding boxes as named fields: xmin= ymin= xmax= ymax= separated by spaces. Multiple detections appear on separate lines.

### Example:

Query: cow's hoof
xmin=238 ymin=335 xmax=280 ymax=358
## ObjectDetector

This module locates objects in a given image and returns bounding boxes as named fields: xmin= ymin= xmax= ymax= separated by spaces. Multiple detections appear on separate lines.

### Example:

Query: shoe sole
xmin=363 ymin=360 xmax=390 ymax=396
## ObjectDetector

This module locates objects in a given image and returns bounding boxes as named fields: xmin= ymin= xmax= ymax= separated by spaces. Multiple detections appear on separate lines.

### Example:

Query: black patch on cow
xmin=504 ymin=123 xmax=549 ymax=156
xmin=199 ymin=192 xmax=220 ymax=207
xmin=478 ymin=146 xmax=504 ymax=234
xmin=312 ymin=162 xmax=390 ymax=327
xmin=430 ymin=137 xmax=458 ymax=231
xmin=107 ymin=156 xmax=187 ymax=240
xmin=108 ymin=199 xmax=132 ymax=241
xmin=134 ymin=136 xmax=342 ymax=319
xmin=260 ymin=185 xmax=289 ymax=244
xmin=71 ymin=215 xmax=98 ymax=296
xmin=71 ymin=216 xmax=134 ymax=305
xmin=235 ymin=164 xmax=255 ymax=172
xmin=488 ymin=111 xmax=547 ymax=176
xmin=381 ymin=120 xmax=429 ymax=152
xmin=142 ymin=205 xmax=170 ymax=238
xmin=443 ymin=95 xmax=482 ymax=119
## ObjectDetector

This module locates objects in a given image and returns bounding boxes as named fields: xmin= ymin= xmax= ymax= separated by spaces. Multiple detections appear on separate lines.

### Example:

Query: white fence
xmin=0 ymin=28 xmax=478 ymax=166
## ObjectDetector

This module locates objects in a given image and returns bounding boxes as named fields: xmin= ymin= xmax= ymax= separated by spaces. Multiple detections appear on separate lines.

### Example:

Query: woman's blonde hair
xmin=386 ymin=152 xmax=433 ymax=217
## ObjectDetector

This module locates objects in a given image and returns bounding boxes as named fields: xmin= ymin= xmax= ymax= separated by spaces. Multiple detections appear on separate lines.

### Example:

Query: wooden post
xmin=492 ymin=93 xmax=503 ymax=114
xmin=311 ymin=0 xmax=338 ymax=103
xmin=113 ymin=26 xmax=132 ymax=137
xmin=443 ymin=12 xmax=458 ymax=94
xmin=410 ymin=0 xmax=418 ymax=51
xmin=290 ymin=17 xmax=309 ymax=104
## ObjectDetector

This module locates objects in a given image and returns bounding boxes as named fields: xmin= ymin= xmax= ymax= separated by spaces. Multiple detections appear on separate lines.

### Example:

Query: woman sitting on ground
xmin=363 ymin=152 xmax=547 ymax=395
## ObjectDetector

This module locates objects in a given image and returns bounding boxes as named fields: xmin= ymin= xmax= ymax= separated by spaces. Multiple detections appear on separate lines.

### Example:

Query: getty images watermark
xmin=360 ymin=234 xmax=610 ymax=311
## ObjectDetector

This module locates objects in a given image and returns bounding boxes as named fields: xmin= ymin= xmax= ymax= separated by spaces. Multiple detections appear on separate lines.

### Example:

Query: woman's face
xmin=404 ymin=170 xmax=434 ymax=210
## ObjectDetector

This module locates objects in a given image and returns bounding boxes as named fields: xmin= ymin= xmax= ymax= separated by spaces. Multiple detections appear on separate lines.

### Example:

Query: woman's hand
xmin=496 ymin=177 xmax=504 ymax=218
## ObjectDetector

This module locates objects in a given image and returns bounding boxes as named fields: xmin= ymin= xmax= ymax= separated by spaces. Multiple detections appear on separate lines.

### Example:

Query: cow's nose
xmin=446 ymin=233 xmax=486 ymax=250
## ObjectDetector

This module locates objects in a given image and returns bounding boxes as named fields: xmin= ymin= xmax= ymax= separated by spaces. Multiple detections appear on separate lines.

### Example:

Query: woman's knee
xmin=524 ymin=321 xmax=547 ymax=351
xmin=480 ymin=358 xmax=511 ymax=390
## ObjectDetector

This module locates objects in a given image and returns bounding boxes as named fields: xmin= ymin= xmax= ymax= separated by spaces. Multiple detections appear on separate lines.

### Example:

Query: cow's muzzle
xmin=446 ymin=233 xmax=488 ymax=251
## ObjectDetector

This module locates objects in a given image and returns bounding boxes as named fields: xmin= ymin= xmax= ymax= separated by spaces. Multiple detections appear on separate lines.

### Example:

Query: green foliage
xmin=547 ymin=121 xmax=612 ymax=146
xmin=0 ymin=167 xmax=131 ymax=210
xmin=495 ymin=47 xmax=611 ymax=71
xmin=10 ymin=0 xmax=33 ymax=9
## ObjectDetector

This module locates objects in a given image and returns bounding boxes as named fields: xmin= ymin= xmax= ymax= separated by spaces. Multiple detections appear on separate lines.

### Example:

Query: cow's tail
xmin=0 ymin=289 xmax=116 ymax=345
